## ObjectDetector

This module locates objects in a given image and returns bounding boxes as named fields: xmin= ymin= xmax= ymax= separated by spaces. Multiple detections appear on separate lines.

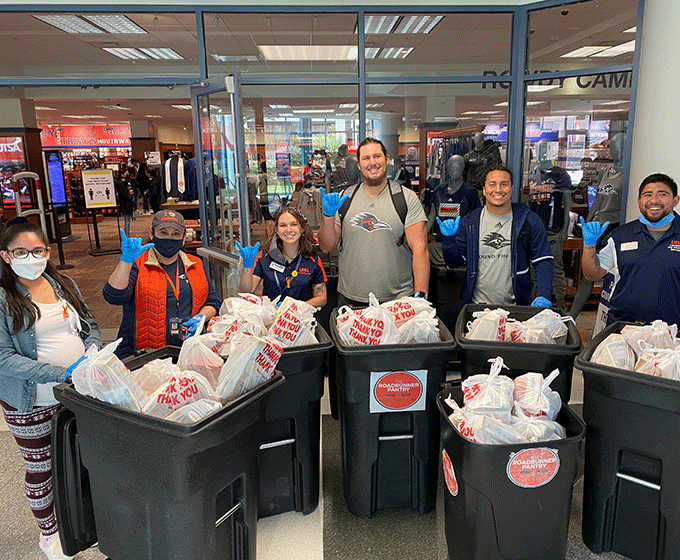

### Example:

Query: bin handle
xmin=616 ymin=472 xmax=661 ymax=491
xmin=260 ymin=438 xmax=295 ymax=450
xmin=215 ymin=501 xmax=242 ymax=528
xmin=378 ymin=434 xmax=413 ymax=441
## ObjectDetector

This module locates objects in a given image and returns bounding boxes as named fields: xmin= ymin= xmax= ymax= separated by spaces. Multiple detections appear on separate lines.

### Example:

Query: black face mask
xmin=152 ymin=236 xmax=184 ymax=258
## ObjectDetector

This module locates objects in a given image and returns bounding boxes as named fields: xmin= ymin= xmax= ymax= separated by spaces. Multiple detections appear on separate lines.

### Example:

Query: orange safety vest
xmin=133 ymin=249 xmax=209 ymax=351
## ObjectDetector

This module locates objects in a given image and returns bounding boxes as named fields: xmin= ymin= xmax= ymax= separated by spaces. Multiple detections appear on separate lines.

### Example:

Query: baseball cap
xmin=151 ymin=210 xmax=185 ymax=233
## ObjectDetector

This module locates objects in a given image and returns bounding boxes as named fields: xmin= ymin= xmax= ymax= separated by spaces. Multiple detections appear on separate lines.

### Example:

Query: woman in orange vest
xmin=103 ymin=210 xmax=221 ymax=358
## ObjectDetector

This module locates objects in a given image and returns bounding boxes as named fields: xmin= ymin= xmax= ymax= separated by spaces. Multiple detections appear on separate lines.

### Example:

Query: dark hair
xmin=357 ymin=137 xmax=387 ymax=160
xmin=268 ymin=208 xmax=317 ymax=258
xmin=482 ymin=164 xmax=514 ymax=186
xmin=638 ymin=173 xmax=678 ymax=197
xmin=0 ymin=220 xmax=93 ymax=335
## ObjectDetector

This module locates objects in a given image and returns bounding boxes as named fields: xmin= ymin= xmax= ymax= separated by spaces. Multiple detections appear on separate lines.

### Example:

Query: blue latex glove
xmin=531 ymin=296 xmax=552 ymax=307
xmin=182 ymin=313 xmax=204 ymax=339
xmin=235 ymin=241 xmax=260 ymax=269
xmin=580 ymin=217 xmax=610 ymax=247
xmin=64 ymin=356 xmax=86 ymax=381
xmin=120 ymin=230 xmax=155 ymax=264
xmin=436 ymin=216 xmax=460 ymax=237
xmin=319 ymin=187 xmax=349 ymax=217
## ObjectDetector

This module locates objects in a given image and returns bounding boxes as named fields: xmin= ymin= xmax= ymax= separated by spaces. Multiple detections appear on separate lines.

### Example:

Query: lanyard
xmin=163 ymin=262 xmax=181 ymax=301
xmin=274 ymin=254 xmax=302 ymax=294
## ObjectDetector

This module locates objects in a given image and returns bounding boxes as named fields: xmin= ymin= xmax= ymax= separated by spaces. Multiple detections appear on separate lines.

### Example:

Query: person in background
xmin=580 ymin=173 xmax=680 ymax=326
xmin=114 ymin=169 xmax=134 ymax=236
xmin=0 ymin=217 xmax=101 ymax=560
xmin=147 ymin=166 xmax=162 ymax=214
xmin=237 ymin=208 xmax=327 ymax=307
xmin=438 ymin=164 xmax=554 ymax=307
xmin=137 ymin=159 xmax=152 ymax=215
xmin=103 ymin=210 xmax=221 ymax=358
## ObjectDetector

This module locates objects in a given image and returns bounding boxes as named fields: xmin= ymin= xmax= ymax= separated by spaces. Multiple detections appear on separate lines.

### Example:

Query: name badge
xmin=270 ymin=261 xmax=285 ymax=273
xmin=621 ymin=241 xmax=638 ymax=251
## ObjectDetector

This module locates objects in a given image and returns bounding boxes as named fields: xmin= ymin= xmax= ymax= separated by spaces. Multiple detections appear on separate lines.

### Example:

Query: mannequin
xmin=464 ymin=132 xmax=502 ymax=189
xmin=334 ymin=144 xmax=349 ymax=169
xmin=345 ymin=153 xmax=360 ymax=184
xmin=569 ymin=132 xmax=625 ymax=318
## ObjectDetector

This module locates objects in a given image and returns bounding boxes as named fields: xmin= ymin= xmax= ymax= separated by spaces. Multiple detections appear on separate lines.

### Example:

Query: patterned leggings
xmin=1 ymin=400 xmax=60 ymax=537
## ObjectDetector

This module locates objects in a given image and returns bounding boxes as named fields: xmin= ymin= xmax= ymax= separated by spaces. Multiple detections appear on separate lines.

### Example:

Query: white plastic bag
xmin=591 ymin=333 xmax=636 ymax=370
xmin=635 ymin=348 xmax=680 ymax=380
xmin=460 ymin=357 xmax=515 ymax=421
xmin=267 ymin=297 xmax=318 ymax=347
xmin=520 ymin=309 xmax=573 ymax=344
xmin=621 ymin=320 xmax=678 ymax=356
xmin=177 ymin=332 xmax=225 ymax=389
xmin=446 ymin=398 xmax=528 ymax=444
xmin=71 ymin=339 xmax=148 ymax=412
xmin=215 ymin=335 xmax=283 ymax=401
xmin=511 ymin=404 xmax=566 ymax=442
xmin=131 ymin=358 xmax=181 ymax=396
xmin=165 ymin=398 xmax=222 ymax=424
xmin=465 ymin=308 xmax=510 ymax=341
xmin=381 ymin=297 xmax=433 ymax=328
xmin=209 ymin=313 xmax=268 ymax=358
xmin=398 ymin=309 xmax=439 ymax=343
xmin=142 ymin=372 xmax=216 ymax=418
xmin=335 ymin=293 xmax=401 ymax=346
xmin=217 ymin=294 xmax=276 ymax=327
xmin=513 ymin=369 xmax=562 ymax=420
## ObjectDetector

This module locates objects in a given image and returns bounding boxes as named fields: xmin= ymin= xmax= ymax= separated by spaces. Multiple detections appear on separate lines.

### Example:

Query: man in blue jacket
xmin=438 ymin=164 xmax=554 ymax=306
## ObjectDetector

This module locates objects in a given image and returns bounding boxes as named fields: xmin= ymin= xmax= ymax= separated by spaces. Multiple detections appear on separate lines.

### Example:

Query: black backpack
xmin=337 ymin=180 xmax=408 ymax=246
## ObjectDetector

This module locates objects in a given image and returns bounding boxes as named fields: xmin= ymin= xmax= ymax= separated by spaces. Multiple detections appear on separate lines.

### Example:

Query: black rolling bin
xmin=437 ymin=384 xmax=585 ymax=560
xmin=258 ymin=325 xmax=332 ymax=518
xmin=52 ymin=346 xmax=283 ymax=560
xmin=455 ymin=304 xmax=582 ymax=402
xmin=330 ymin=310 xmax=456 ymax=518
xmin=576 ymin=321 xmax=680 ymax=560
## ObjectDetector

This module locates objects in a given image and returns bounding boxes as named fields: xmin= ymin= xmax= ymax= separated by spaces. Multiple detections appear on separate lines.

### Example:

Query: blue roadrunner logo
xmin=350 ymin=212 xmax=391 ymax=232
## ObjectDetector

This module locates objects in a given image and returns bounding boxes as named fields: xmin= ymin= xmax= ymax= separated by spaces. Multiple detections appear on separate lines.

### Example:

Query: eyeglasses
xmin=8 ymin=247 xmax=48 ymax=259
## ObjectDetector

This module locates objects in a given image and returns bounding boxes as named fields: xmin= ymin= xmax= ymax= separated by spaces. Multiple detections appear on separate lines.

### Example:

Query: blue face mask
xmin=152 ymin=236 xmax=184 ymax=258
xmin=638 ymin=213 xmax=675 ymax=228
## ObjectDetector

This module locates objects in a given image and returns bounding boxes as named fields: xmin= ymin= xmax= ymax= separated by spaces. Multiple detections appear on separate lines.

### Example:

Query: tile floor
xmin=0 ymin=215 xmax=628 ymax=560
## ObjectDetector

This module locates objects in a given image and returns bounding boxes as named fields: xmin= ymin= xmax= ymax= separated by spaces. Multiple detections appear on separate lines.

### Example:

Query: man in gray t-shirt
xmin=474 ymin=207 xmax=515 ymax=304
xmin=318 ymin=138 xmax=429 ymax=305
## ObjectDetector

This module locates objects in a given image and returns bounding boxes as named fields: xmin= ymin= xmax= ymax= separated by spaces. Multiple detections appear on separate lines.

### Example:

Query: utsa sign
xmin=482 ymin=70 xmax=631 ymax=90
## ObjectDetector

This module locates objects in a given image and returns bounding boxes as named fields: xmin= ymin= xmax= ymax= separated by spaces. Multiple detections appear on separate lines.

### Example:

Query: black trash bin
xmin=576 ymin=321 xmax=680 ymax=560
xmin=330 ymin=309 xmax=456 ymax=518
xmin=455 ymin=304 xmax=582 ymax=402
xmin=258 ymin=325 xmax=332 ymax=518
xmin=52 ymin=346 xmax=284 ymax=560
xmin=437 ymin=384 xmax=585 ymax=560
xmin=428 ymin=263 xmax=466 ymax=339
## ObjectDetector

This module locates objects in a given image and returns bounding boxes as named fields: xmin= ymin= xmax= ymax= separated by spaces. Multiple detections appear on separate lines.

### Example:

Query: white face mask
xmin=10 ymin=253 xmax=48 ymax=280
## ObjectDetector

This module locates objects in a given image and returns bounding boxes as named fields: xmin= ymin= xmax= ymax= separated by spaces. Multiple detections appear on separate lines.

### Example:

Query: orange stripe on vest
xmin=133 ymin=250 xmax=209 ymax=351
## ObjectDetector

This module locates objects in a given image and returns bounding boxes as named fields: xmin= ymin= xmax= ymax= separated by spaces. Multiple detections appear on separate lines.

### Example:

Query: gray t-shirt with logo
xmin=335 ymin=184 xmax=426 ymax=302
xmin=473 ymin=207 xmax=516 ymax=305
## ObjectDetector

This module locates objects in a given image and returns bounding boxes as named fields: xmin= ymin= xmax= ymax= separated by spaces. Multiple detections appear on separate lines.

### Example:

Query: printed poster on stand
xmin=82 ymin=169 xmax=117 ymax=209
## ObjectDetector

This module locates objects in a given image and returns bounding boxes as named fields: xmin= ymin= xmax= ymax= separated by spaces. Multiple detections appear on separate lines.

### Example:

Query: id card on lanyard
xmin=164 ymin=263 xmax=181 ymax=336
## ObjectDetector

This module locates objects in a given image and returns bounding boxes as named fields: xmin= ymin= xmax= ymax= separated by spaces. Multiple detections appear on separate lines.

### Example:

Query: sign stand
xmin=81 ymin=169 xmax=122 ymax=257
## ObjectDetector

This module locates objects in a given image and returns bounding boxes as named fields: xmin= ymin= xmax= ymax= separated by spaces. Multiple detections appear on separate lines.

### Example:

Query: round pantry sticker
xmin=506 ymin=448 xmax=560 ymax=488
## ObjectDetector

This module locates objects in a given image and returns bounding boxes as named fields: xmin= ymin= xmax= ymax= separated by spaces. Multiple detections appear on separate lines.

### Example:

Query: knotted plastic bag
xmin=511 ymin=403 xmax=566 ymax=442
xmin=398 ymin=309 xmax=439 ymax=343
xmin=621 ymin=320 xmax=678 ymax=356
xmin=215 ymin=335 xmax=283 ymax=401
xmin=335 ymin=293 xmax=401 ymax=346
xmin=381 ymin=296 xmax=434 ymax=328
xmin=131 ymin=357 xmax=181 ymax=396
xmin=268 ymin=297 xmax=318 ymax=347
xmin=71 ymin=339 xmax=148 ymax=412
xmin=518 ymin=309 xmax=573 ymax=344
xmin=177 ymin=331 xmax=225 ymax=389
xmin=460 ymin=357 xmax=515 ymax=422
xmin=513 ymin=369 xmax=562 ymax=420
xmin=217 ymin=294 xmax=276 ymax=327
xmin=591 ymin=333 xmax=635 ymax=370
xmin=635 ymin=347 xmax=680 ymax=380
xmin=142 ymin=372 xmax=216 ymax=418
xmin=465 ymin=308 xmax=509 ymax=341
xmin=165 ymin=398 xmax=222 ymax=424
xmin=208 ymin=313 xmax=268 ymax=358
xmin=446 ymin=398 xmax=528 ymax=444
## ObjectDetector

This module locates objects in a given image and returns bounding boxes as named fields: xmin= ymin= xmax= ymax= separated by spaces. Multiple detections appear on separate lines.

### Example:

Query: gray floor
xmin=0 ymin=215 xmax=631 ymax=560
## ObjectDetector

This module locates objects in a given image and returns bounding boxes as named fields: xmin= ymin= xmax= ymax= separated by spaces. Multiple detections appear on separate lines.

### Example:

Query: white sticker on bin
xmin=369 ymin=369 xmax=427 ymax=413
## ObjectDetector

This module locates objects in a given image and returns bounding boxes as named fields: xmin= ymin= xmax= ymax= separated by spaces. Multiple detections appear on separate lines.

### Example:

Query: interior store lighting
xmin=495 ymin=101 xmax=543 ymax=106
xmin=378 ymin=47 xmax=413 ymax=59
xmin=139 ymin=48 xmax=183 ymax=60
xmin=211 ymin=54 xmax=259 ymax=62
xmin=171 ymin=105 xmax=193 ymax=110
xmin=34 ymin=106 xmax=58 ymax=111
xmin=560 ymin=46 xmax=610 ymax=58
xmin=461 ymin=111 xmax=480 ymax=115
xmin=526 ymin=85 xmax=560 ymax=92
xmin=97 ymin=105 xmax=131 ymax=111
xmin=33 ymin=14 xmax=103 ymax=34
xmin=591 ymin=40 xmax=635 ymax=57
xmin=363 ymin=15 xmax=399 ymax=34
xmin=366 ymin=103 xmax=384 ymax=108
xmin=102 ymin=47 xmax=148 ymax=60
xmin=145 ymin=115 xmax=163 ymax=118
xmin=63 ymin=115 xmax=106 ymax=119
xmin=269 ymin=105 xmax=290 ymax=109
xmin=394 ymin=15 xmax=443 ymax=34
xmin=82 ymin=15 xmax=147 ymax=34
xmin=292 ymin=109 xmax=335 ymax=114
xmin=338 ymin=104 xmax=358 ymax=109
xmin=258 ymin=45 xmax=357 ymax=61
xmin=364 ymin=48 xmax=381 ymax=58
xmin=623 ymin=26 xmax=636 ymax=33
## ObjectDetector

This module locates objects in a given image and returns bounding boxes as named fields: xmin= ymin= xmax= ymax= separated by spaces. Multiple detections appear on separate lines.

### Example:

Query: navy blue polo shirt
xmin=598 ymin=215 xmax=680 ymax=325
xmin=253 ymin=252 xmax=327 ymax=302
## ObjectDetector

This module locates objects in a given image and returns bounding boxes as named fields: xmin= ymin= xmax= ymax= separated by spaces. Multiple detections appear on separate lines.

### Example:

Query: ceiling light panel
xmin=34 ymin=106 xmax=58 ymax=111
xmin=394 ymin=15 xmax=443 ymax=34
xmin=591 ymin=40 xmax=636 ymax=57
xmin=269 ymin=105 xmax=290 ymax=109
xmin=171 ymin=105 xmax=193 ymax=110
xmin=102 ymin=47 xmax=148 ymax=60
xmin=560 ymin=46 xmax=609 ymax=58
xmin=292 ymin=109 xmax=335 ymax=114
xmin=82 ymin=15 xmax=147 ymax=34
xmin=623 ymin=26 xmax=636 ymax=33
xmin=211 ymin=54 xmax=259 ymax=62
xmin=97 ymin=105 xmax=131 ymax=111
xmin=33 ymin=14 xmax=103 ymax=34
xmin=139 ymin=48 xmax=183 ymax=60
xmin=62 ymin=115 xmax=106 ymax=119
xmin=258 ymin=45 xmax=357 ymax=61
xmin=145 ymin=115 xmax=163 ymax=118
xmin=378 ymin=47 xmax=414 ymax=59
xmin=527 ymin=85 xmax=560 ymax=92
xmin=364 ymin=48 xmax=380 ymax=59
xmin=364 ymin=15 xmax=399 ymax=34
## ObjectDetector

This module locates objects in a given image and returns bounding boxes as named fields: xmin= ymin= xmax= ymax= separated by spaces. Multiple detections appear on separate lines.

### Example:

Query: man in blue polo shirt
xmin=581 ymin=173 xmax=680 ymax=326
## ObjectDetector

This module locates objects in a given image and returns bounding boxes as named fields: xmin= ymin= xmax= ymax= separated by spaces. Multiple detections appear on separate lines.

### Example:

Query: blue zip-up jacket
xmin=0 ymin=274 xmax=101 ymax=412
xmin=442 ymin=203 xmax=554 ymax=305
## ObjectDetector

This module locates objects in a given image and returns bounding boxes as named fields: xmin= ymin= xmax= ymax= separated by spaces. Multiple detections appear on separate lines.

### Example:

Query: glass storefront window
xmin=528 ymin=0 xmax=638 ymax=74
xmin=522 ymin=72 xmax=630 ymax=208
xmin=4 ymin=13 xmax=200 ymax=79
xmin=206 ymin=13 xmax=358 ymax=79
xmin=367 ymin=83 xmax=509 ymax=191
xmin=365 ymin=12 xmax=512 ymax=78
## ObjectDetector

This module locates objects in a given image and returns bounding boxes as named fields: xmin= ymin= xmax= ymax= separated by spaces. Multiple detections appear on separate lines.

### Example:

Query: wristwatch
xmin=414 ymin=291 xmax=428 ymax=300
